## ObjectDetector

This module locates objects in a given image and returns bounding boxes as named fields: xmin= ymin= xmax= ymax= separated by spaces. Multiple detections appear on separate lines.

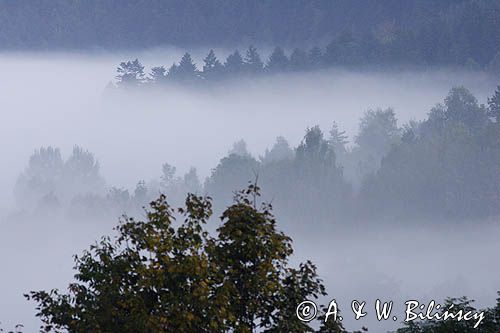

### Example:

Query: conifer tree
xmin=177 ymin=52 xmax=199 ymax=81
xmin=224 ymin=50 xmax=245 ymax=75
xmin=149 ymin=66 xmax=167 ymax=84
xmin=329 ymin=122 xmax=349 ymax=156
xmin=116 ymin=59 xmax=145 ymax=87
xmin=167 ymin=63 xmax=179 ymax=79
xmin=244 ymin=45 xmax=264 ymax=73
xmin=202 ymin=49 xmax=223 ymax=80
xmin=266 ymin=47 xmax=289 ymax=72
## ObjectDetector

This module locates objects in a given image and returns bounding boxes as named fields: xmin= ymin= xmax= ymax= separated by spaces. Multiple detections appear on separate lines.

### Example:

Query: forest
xmin=5 ymin=83 xmax=498 ymax=332
xmin=113 ymin=42 xmax=500 ymax=88
xmin=0 ymin=1 xmax=499 ymax=331
xmin=12 ymin=86 xmax=500 ymax=224
xmin=0 ymin=1 xmax=499 ymax=71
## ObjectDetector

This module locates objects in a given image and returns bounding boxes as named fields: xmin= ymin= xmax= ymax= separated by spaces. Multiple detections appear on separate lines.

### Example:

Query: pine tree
xmin=229 ymin=139 xmax=251 ymax=157
xmin=169 ymin=52 xmax=199 ymax=82
xmin=266 ymin=47 xmax=289 ymax=72
xmin=224 ymin=50 xmax=245 ymax=75
xmin=244 ymin=45 xmax=264 ymax=73
xmin=115 ymin=59 xmax=145 ymax=87
xmin=167 ymin=63 xmax=179 ymax=79
xmin=260 ymin=136 xmax=293 ymax=164
xmin=167 ymin=52 xmax=199 ymax=82
xmin=149 ymin=66 xmax=167 ymax=84
xmin=202 ymin=49 xmax=223 ymax=80
xmin=329 ymin=122 xmax=349 ymax=155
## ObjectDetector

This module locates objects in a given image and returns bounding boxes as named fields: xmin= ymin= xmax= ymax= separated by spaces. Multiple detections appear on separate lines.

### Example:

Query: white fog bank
xmin=0 ymin=51 xmax=498 ymax=331
xmin=0 ymin=52 xmax=496 ymax=205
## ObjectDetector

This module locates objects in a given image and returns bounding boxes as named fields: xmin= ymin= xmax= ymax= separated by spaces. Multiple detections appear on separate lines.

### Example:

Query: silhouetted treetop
xmin=26 ymin=184 xmax=343 ymax=332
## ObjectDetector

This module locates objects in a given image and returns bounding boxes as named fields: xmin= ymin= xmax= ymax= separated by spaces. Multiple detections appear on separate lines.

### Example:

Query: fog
xmin=0 ymin=51 xmax=498 ymax=331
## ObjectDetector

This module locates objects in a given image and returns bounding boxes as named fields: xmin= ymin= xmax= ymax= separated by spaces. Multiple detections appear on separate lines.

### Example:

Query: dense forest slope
xmin=0 ymin=1 xmax=498 ymax=66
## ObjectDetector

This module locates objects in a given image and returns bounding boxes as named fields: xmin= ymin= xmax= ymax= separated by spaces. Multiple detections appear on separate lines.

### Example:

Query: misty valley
xmin=0 ymin=2 xmax=499 ymax=331
xmin=0 ymin=55 xmax=498 ymax=332
xmin=9 ymin=85 xmax=500 ymax=223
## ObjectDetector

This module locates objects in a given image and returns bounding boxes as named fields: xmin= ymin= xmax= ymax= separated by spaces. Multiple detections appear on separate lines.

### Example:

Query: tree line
xmin=115 ymin=46 xmax=318 ymax=87
xmin=205 ymin=86 xmax=500 ymax=222
xmin=12 ymin=86 xmax=500 ymax=223
xmin=115 ymin=42 xmax=500 ymax=87
xmin=1 ymin=0 xmax=500 ymax=70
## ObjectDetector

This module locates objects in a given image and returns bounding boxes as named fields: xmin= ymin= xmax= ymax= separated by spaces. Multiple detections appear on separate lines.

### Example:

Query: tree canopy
xmin=1 ymin=0 xmax=499 ymax=69
xmin=26 ymin=184 xmax=344 ymax=333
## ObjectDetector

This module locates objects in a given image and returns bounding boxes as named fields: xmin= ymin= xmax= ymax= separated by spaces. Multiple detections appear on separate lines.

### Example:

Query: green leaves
xmin=26 ymin=185 xmax=333 ymax=333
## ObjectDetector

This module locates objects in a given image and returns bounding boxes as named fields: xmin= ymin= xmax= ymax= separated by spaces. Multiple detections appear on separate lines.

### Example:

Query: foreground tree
xmin=26 ymin=184 xmax=342 ymax=332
